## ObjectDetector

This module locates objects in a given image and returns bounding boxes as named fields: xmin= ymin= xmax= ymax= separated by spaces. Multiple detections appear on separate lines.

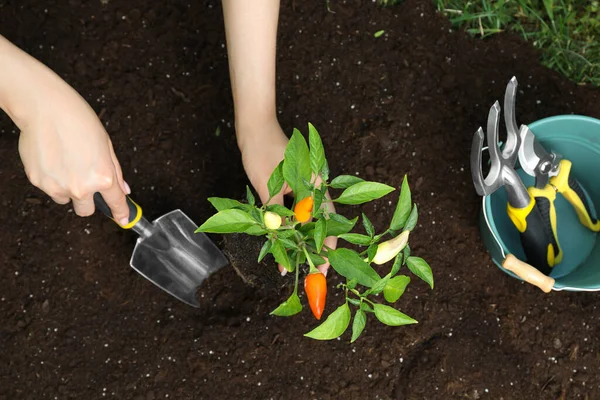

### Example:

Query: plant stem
xmin=302 ymin=245 xmax=319 ymax=274
xmin=293 ymin=252 xmax=300 ymax=294
xmin=277 ymin=225 xmax=296 ymax=230
xmin=363 ymin=297 xmax=376 ymax=306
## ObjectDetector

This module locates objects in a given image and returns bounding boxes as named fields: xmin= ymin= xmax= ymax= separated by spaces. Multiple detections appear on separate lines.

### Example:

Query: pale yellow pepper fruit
xmin=370 ymin=230 xmax=410 ymax=265
xmin=264 ymin=211 xmax=282 ymax=230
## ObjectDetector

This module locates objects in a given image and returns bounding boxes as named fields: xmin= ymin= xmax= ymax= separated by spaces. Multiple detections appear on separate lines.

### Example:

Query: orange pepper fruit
xmin=304 ymin=271 xmax=327 ymax=320
xmin=294 ymin=196 xmax=314 ymax=223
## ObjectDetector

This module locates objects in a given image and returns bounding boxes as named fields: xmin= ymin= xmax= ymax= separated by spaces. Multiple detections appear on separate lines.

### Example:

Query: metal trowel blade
xmin=129 ymin=209 xmax=229 ymax=307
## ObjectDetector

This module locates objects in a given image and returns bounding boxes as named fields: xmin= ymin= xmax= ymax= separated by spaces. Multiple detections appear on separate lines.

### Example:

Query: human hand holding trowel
xmin=0 ymin=35 xmax=230 ymax=307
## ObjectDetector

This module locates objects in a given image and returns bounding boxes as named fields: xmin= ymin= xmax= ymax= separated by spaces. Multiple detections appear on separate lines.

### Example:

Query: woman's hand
xmin=0 ymin=35 xmax=131 ymax=225
xmin=237 ymin=118 xmax=338 ymax=276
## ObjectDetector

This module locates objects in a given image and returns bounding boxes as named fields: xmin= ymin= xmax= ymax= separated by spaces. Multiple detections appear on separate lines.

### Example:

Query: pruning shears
xmin=517 ymin=125 xmax=600 ymax=265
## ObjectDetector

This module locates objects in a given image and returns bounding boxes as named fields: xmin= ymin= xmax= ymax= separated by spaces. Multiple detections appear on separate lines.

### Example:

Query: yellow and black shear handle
xmin=506 ymin=196 xmax=558 ymax=275
xmin=523 ymin=158 xmax=600 ymax=268
xmin=525 ymin=185 xmax=562 ymax=266
xmin=549 ymin=159 xmax=600 ymax=232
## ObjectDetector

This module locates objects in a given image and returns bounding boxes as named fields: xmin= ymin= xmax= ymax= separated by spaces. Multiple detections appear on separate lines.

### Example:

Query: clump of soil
xmin=220 ymin=233 xmax=295 ymax=292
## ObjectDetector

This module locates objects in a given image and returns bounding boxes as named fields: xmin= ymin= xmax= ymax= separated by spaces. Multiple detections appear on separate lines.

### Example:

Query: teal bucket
xmin=479 ymin=115 xmax=600 ymax=291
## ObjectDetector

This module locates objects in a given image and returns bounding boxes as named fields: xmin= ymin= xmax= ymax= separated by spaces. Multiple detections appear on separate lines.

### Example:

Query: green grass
xmin=372 ymin=1 xmax=600 ymax=86
xmin=433 ymin=1 xmax=600 ymax=86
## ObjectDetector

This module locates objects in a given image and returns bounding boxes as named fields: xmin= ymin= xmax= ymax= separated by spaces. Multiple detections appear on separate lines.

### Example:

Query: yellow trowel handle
xmin=93 ymin=192 xmax=143 ymax=229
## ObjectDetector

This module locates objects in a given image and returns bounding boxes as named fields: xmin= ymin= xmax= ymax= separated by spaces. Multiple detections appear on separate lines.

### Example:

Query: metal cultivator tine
xmin=470 ymin=77 xmax=522 ymax=198
xmin=502 ymin=76 xmax=520 ymax=164
xmin=471 ymin=102 xmax=504 ymax=196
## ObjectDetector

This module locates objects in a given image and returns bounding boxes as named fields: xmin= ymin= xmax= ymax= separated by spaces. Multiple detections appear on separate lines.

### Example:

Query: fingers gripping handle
xmin=502 ymin=254 xmax=555 ymax=293
xmin=93 ymin=192 xmax=143 ymax=229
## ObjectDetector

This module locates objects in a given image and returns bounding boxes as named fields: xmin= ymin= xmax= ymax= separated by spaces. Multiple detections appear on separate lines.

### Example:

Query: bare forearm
xmin=222 ymin=0 xmax=280 ymax=134
xmin=0 ymin=35 xmax=54 ymax=128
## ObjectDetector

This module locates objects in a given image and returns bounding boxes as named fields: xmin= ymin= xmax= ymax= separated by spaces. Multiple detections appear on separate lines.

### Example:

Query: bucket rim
xmin=480 ymin=113 xmax=600 ymax=291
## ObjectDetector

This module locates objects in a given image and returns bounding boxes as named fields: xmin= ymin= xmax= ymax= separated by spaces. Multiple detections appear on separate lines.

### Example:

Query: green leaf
xmin=328 ymin=248 xmax=381 ymax=288
xmin=367 ymin=243 xmax=378 ymax=263
xmin=390 ymin=253 xmax=403 ymax=276
xmin=250 ymin=208 xmax=262 ymax=224
xmin=196 ymin=209 xmax=257 ymax=233
xmin=365 ymin=275 xmax=390 ymax=295
xmin=390 ymin=175 xmax=411 ymax=231
xmin=321 ymin=159 xmax=330 ymax=182
xmin=373 ymin=304 xmax=417 ymax=326
xmin=334 ymin=181 xmax=395 ymax=205
xmin=207 ymin=197 xmax=248 ymax=212
xmin=246 ymin=185 xmax=255 ymax=206
xmin=308 ymin=123 xmax=326 ymax=176
xmin=298 ymin=222 xmax=316 ymax=235
xmin=403 ymin=244 xmax=411 ymax=261
xmin=307 ymin=252 xmax=327 ymax=266
xmin=279 ymin=238 xmax=298 ymax=249
xmin=302 ymin=177 xmax=314 ymax=192
xmin=338 ymin=233 xmax=372 ymax=246
xmin=404 ymin=204 xmax=418 ymax=231
xmin=350 ymin=309 xmax=367 ymax=343
xmin=297 ymin=250 xmax=306 ymax=265
xmin=266 ymin=204 xmax=296 ymax=217
xmin=245 ymin=225 xmax=267 ymax=236
xmin=362 ymin=213 xmax=375 ymax=238
xmin=283 ymin=128 xmax=312 ymax=200
xmin=271 ymin=240 xmax=292 ymax=272
xmin=270 ymin=292 xmax=302 ymax=316
xmin=304 ymin=303 xmax=351 ymax=340
xmin=277 ymin=229 xmax=297 ymax=239
xmin=347 ymin=297 xmax=361 ymax=307
xmin=258 ymin=240 xmax=273 ymax=263
xmin=543 ymin=0 xmax=554 ymax=21
xmin=406 ymin=256 xmax=434 ymax=289
xmin=326 ymin=215 xmax=358 ymax=237
xmin=267 ymin=161 xmax=285 ymax=199
xmin=347 ymin=278 xmax=358 ymax=290
xmin=330 ymin=175 xmax=365 ymax=189
xmin=374 ymin=30 xmax=385 ymax=38
xmin=314 ymin=218 xmax=327 ymax=253
xmin=372 ymin=232 xmax=384 ymax=243
xmin=360 ymin=302 xmax=374 ymax=313
xmin=313 ymin=187 xmax=326 ymax=215
xmin=383 ymin=275 xmax=410 ymax=303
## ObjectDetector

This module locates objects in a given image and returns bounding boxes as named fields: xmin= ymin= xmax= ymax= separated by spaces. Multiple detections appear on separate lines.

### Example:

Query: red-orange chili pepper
xmin=304 ymin=271 xmax=327 ymax=320
xmin=294 ymin=196 xmax=314 ymax=223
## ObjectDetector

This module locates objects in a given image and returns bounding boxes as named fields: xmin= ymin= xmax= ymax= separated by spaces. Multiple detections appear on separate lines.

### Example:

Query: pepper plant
xmin=196 ymin=123 xmax=433 ymax=342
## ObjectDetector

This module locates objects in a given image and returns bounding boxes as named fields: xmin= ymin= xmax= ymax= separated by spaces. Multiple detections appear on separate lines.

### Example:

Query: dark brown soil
xmin=2 ymin=1 xmax=600 ymax=399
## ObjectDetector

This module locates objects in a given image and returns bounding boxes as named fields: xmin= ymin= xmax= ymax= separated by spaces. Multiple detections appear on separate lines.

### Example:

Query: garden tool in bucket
xmin=471 ymin=77 xmax=556 ymax=275
xmin=94 ymin=193 xmax=230 ymax=307
xmin=473 ymin=77 xmax=600 ymax=292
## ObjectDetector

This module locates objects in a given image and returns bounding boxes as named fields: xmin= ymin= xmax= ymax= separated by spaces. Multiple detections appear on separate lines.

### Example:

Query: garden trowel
xmin=93 ymin=193 xmax=230 ymax=307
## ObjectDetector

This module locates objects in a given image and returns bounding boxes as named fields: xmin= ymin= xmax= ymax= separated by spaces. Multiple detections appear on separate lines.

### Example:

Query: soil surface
xmin=2 ymin=1 xmax=600 ymax=399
